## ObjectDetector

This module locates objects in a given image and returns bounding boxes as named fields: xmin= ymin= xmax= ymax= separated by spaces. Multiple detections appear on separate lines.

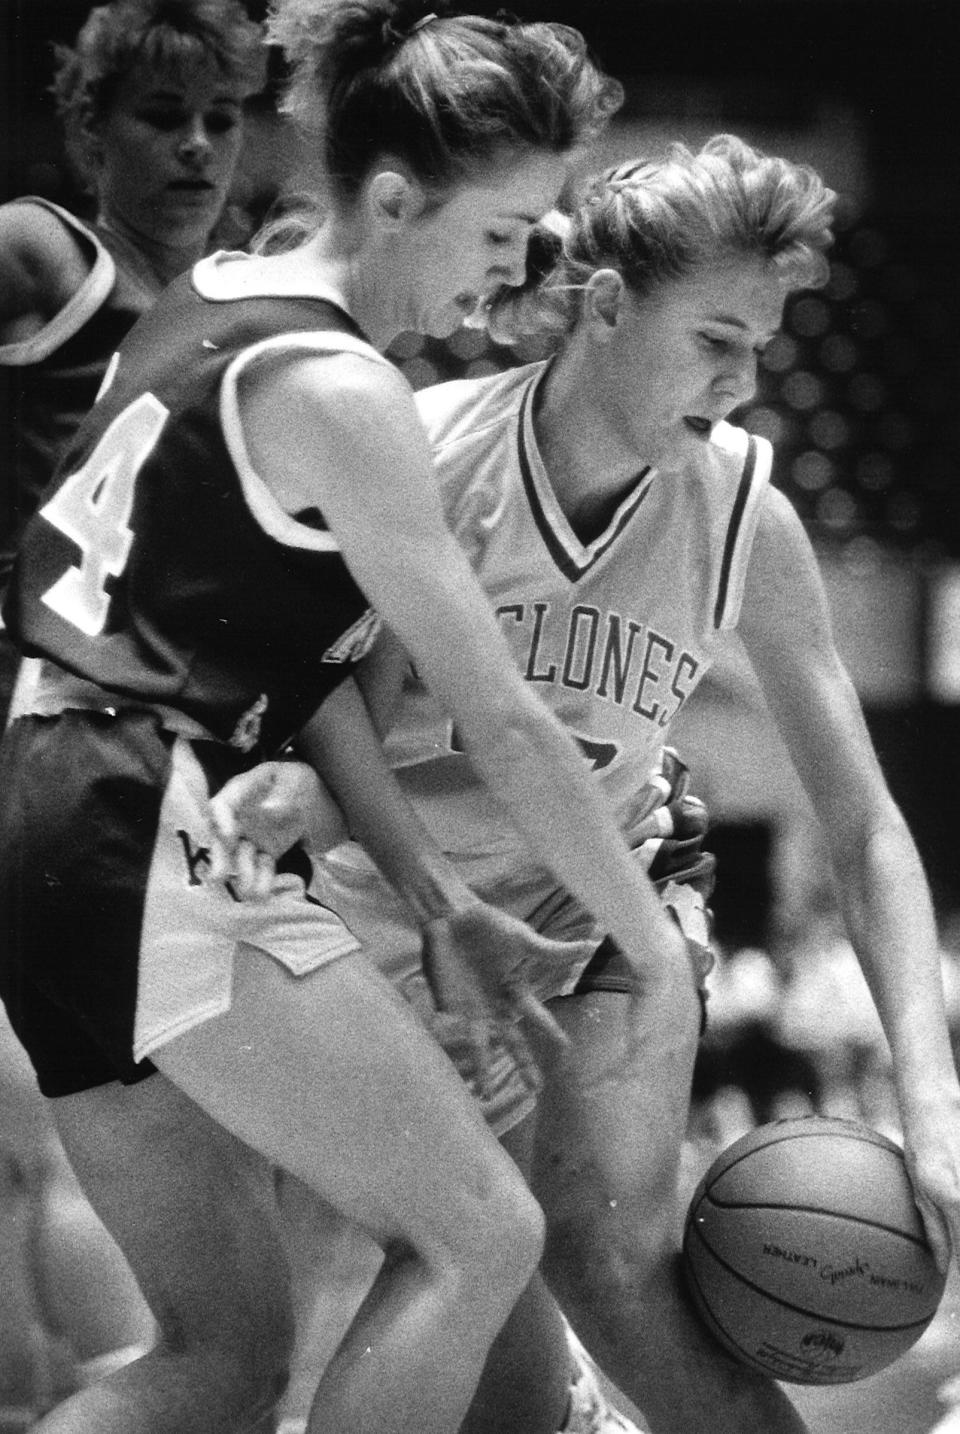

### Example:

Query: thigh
xmin=154 ymin=940 xmax=529 ymax=1253
xmin=49 ymin=1072 xmax=292 ymax=1353
xmin=313 ymin=847 xmax=541 ymax=1138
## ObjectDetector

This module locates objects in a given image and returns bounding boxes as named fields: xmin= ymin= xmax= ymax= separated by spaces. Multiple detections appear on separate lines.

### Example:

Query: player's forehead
xmin=440 ymin=151 xmax=569 ymax=229
xmin=111 ymin=56 xmax=245 ymax=114
xmin=646 ymin=257 xmax=788 ymax=336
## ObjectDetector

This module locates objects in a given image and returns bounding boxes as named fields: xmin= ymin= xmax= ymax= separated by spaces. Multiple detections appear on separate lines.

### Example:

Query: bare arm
xmin=210 ymin=668 xmax=576 ymax=1080
xmin=239 ymin=351 xmax=688 ymax=990
xmin=0 ymin=202 xmax=92 ymax=345
xmin=297 ymin=674 xmax=480 ymax=924
xmin=353 ymin=626 xmax=410 ymax=739
xmin=739 ymin=486 xmax=960 ymax=1265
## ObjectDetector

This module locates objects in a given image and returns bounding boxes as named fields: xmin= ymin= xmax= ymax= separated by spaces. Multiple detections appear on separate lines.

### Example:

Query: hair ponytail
xmin=268 ymin=0 xmax=621 ymax=202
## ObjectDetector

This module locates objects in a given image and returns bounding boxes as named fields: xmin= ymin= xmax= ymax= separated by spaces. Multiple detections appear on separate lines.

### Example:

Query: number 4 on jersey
xmin=39 ymin=393 xmax=168 ymax=636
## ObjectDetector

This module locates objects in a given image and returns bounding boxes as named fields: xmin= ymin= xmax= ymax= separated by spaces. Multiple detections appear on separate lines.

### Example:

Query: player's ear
xmin=583 ymin=268 xmax=626 ymax=339
xmin=365 ymin=165 xmax=425 ymax=232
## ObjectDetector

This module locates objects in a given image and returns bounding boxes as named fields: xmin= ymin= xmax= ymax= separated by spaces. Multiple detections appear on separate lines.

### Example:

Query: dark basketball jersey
xmin=0 ymin=199 xmax=161 ymax=594
xmin=3 ymin=254 xmax=387 ymax=754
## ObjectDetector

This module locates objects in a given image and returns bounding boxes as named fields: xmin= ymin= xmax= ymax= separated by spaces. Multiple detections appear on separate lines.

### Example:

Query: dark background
xmin=4 ymin=1 xmax=959 ymax=556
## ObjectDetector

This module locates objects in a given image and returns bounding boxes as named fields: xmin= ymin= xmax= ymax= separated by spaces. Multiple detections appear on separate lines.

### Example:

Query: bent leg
xmin=34 ymin=1140 xmax=155 ymax=1370
xmin=275 ymin=1102 xmax=570 ymax=1434
xmin=458 ymin=1117 xmax=570 ymax=1434
xmin=533 ymin=976 xmax=808 ymax=1434
xmin=156 ymin=942 xmax=544 ymax=1434
xmin=274 ymin=1175 xmax=382 ymax=1428
xmin=34 ymin=1073 xmax=295 ymax=1434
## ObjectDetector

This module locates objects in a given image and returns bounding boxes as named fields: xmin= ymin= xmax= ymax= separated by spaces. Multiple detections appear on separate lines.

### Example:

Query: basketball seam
xmin=706 ymin=1127 xmax=899 ymax=1189
xmin=698 ymin=1196 xmax=932 ymax=1250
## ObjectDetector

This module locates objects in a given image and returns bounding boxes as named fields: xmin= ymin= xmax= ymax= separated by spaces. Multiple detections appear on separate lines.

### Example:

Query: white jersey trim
xmin=193 ymin=250 xmax=351 ymax=311
xmin=0 ymin=199 xmax=115 ymax=367
xmin=220 ymin=331 xmax=391 ymax=553
xmin=517 ymin=371 xmax=656 ymax=581
xmin=710 ymin=421 xmax=773 ymax=630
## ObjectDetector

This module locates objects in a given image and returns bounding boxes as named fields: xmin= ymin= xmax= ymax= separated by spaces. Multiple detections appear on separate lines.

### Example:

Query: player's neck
xmin=95 ymin=213 xmax=207 ymax=290
xmin=535 ymin=353 xmax=652 ymax=533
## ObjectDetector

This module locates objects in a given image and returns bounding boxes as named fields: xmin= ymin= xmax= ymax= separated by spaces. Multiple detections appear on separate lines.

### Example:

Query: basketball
xmin=682 ymin=1116 xmax=947 ymax=1385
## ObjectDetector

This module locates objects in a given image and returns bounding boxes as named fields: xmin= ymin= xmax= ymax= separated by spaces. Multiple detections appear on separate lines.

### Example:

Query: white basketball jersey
xmin=387 ymin=361 xmax=771 ymax=857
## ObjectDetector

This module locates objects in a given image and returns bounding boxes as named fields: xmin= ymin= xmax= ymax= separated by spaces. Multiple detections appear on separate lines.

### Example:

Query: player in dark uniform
xmin=0 ymin=3 xmax=263 ymax=1421
xmin=0 ymin=6 xmax=699 ymax=1433
xmin=0 ymin=0 xmax=265 ymax=725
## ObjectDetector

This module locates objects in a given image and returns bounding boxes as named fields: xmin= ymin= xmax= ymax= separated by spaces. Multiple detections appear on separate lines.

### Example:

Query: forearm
xmin=833 ymin=812 xmax=957 ymax=1109
xmin=354 ymin=625 xmax=410 ymax=740
xmin=460 ymin=703 xmax=688 ymax=981
xmin=295 ymin=683 xmax=477 ymax=924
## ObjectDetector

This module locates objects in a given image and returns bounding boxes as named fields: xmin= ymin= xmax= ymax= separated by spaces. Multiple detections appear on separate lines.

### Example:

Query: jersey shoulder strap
xmin=709 ymin=420 xmax=773 ymax=630
xmin=0 ymin=199 xmax=115 ymax=366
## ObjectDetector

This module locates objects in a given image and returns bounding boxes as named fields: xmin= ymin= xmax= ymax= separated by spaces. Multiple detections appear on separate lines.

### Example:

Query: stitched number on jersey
xmin=39 ymin=394 xmax=169 ymax=636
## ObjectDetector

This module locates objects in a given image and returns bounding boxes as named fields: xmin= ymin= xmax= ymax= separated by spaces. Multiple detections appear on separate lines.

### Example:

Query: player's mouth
xmin=683 ymin=416 xmax=713 ymax=437
xmin=457 ymin=292 xmax=502 ymax=330
xmin=168 ymin=179 xmax=216 ymax=194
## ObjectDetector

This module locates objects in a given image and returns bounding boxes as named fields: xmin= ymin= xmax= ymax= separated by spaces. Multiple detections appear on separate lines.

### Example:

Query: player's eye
xmin=138 ymin=109 xmax=185 ymax=131
xmin=206 ymin=111 xmax=240 ymax=134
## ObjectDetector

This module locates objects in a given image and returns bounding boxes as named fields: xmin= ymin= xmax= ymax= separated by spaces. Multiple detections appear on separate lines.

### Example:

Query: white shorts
xmin=312 ymin=841 xmax=606 ymax=1135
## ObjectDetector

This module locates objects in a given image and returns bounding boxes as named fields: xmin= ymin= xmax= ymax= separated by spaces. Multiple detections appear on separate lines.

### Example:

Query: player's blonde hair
xmin=485 ymin=133 xmax=837 ymax=345
xmin=266 ymin=0 xmax=622 ymax=204
xmin=52 ymin=0 xmax=266 ymax=186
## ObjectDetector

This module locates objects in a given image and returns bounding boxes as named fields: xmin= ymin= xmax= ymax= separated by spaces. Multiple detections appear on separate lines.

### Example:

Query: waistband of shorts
xmin=20 ymin=659 xmax=218 ymax=742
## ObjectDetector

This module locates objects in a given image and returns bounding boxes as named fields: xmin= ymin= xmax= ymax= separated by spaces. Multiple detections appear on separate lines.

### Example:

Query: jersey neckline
xmin=516 ymin=368 xmax=656 ymax=583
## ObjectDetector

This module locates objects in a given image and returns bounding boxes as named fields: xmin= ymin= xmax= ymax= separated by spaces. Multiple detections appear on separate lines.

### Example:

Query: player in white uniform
xmin=220 ymin=135 xmax=960 ymax=1434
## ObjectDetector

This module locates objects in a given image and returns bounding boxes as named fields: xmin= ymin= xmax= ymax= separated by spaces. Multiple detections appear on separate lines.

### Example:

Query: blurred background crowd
xmin=2 ymin=0 xmax=959 ymax=1429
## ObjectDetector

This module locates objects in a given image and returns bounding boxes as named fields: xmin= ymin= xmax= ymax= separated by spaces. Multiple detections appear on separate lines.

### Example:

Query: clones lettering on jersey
xmin=397 ymin=364 xmax=773 ymax=816
xmin=498 ymin=597 xmax=699 ymax=730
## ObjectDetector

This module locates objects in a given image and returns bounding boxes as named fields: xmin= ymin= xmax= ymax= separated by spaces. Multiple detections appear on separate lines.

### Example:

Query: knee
xmin=488 ymin=1178 xmax=545 ymax=1295
xmin=542 ymin=1199 xmax=675 ymax=1313
xmin=430 ymin=1173 xmax=545 ymax=1318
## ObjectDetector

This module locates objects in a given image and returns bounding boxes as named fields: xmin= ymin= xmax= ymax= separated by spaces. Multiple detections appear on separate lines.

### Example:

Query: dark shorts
xmin=573 ymin=929 xmax=712 ymax=1036
xmin=0 ymin=709 xmax=357 ymax=1098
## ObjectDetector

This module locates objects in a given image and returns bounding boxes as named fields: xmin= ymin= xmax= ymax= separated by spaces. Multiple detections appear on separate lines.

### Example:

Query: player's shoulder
xmin=242 ymin=341 xmax=413 ymax=440
xmin=706 ymin=419 xmax=773 ymax=482
xmin=414 ymin=361 xmax=542 ymax=451
xmin=0 ymin=198 xmax=101 ymax=331
xmin=681 ymin=419 xmax=774 ymax=507
xmin=0 ymin=196 xmax=96 ymax=257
